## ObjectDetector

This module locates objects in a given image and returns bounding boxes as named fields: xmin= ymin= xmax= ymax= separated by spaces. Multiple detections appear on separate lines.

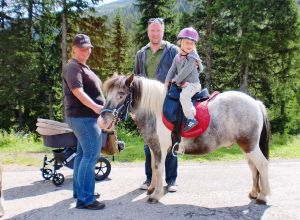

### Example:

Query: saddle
xmin=162 ymin=84 xmax=219 ymax=139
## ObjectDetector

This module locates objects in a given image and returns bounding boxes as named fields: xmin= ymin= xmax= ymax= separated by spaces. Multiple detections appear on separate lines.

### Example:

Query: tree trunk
xmin=204 ymin=0 xmax=213 ymax=92
xmin=28 ymin=0 xmax=33 ymax=38
xmin=61 ymin=0 xmax=67 ymax=70
xmin=17 ymin=98 xmax=23 ymax=129
xmin=0 ymin=1 xmax=5 ymax=29
xmin=279 ymin=98 xmax=285 ymax=134
xmin=240 ymin=60 xmax=249 ymax=93
xmin=61 ymin=0 xmax=67 ymax=120
xmin=239 ymin=15 xmax=249 ymax=94
xmin=49 ymin=92 xmax=54 ymax=120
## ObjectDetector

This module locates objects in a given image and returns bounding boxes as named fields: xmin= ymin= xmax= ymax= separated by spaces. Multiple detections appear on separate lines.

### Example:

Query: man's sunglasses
xmin=148 ymin=18 xmax=164 ymax=24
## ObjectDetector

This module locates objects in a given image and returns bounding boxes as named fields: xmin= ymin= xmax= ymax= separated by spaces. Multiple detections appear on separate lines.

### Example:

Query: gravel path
xmin=1 ymin=159 xmax=300 ymax=220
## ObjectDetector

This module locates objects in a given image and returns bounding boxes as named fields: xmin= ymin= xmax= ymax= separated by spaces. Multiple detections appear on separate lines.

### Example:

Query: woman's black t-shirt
xmin=63 ymin=59 xmax=105 ymax=118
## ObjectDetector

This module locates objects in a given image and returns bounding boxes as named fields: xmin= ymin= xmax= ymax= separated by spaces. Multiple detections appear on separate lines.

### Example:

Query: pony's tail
xmin=258 ymin=101 xmax=270 ymax=160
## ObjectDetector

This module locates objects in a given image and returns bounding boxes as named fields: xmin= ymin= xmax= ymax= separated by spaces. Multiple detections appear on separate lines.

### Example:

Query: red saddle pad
xmin=162 ymin=91 xmax=219 ymax=138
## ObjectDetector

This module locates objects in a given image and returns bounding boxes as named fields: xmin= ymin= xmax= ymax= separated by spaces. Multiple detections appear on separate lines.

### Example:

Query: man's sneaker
xmin=167 ymin=182 xmax=178 ymax=192
xmin=140 ymin=180 xmax=151 ymax=190
xmin=183 ymin=118 xmax=198 ymax=132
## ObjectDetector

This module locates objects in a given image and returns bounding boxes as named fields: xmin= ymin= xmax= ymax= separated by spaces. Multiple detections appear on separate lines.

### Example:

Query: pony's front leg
xmin=147 ymin=149 xmax=157 ymax=195
xmin=148 ymin=149 xmax=166 ymax=204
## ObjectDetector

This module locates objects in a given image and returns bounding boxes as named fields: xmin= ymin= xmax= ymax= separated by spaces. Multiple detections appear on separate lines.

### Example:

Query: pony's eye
xmin=118 ymin=91 xmax=125 ymax=98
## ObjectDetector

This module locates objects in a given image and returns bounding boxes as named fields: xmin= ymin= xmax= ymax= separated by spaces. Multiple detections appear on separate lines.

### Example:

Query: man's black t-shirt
xmin=63 ymin=59 xmax=105 ymax=118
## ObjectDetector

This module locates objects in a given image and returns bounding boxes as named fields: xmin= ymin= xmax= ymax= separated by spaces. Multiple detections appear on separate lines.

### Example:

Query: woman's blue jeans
xmin=66 ymin=117 xmax=102 ymax=207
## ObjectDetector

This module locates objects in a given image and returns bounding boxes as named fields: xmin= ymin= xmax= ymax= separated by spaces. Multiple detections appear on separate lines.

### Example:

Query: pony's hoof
xmin=147 ymin=197 xmax=158 ymax=204
xmin=256 ymin=199 xmax=267 ymax=205
xmin=248 ymin=193 xmax=257 ymax=200
xmin=147 ymin=188 xmax=155 ymax=195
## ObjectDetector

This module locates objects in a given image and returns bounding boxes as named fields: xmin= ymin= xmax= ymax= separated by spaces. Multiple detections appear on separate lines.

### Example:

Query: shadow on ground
xmin=5 ymin=179 xmax=269 ymax=220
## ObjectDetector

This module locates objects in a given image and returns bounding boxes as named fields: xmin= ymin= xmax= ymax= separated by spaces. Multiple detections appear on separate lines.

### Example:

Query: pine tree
xmin=110 ymin=12 xmax=129 ymax=74
xmin=187 ymin=0 xmax=300 ymax=134
xmin=179 ymin=0 xmax=214 ymax=91
xmin=71 ymin=15 xmax=111 ymax=80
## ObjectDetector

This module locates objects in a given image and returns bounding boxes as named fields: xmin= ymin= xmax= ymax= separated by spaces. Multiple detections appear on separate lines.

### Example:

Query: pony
xmin=0 ymin=162 xmax=4 ymax=217
xmin=98 ymin=74 xmax=271 ymax=205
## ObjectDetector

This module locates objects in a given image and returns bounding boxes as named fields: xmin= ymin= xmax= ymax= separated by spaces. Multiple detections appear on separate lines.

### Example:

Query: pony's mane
xmin=139 ymin=77 xmax=166 ymax=115
xmin=104 ymin=74 xmax=166 ymax=115
xmin=103 ymin=74 xmax=128 ymax=93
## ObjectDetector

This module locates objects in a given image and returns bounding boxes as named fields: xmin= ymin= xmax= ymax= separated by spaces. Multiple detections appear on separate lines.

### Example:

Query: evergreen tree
xmin=261 ymin=0 xmax=299 ymax=134
xmin=0 ymin=0 xmax=102 ymax=130
xmin=179 ymin=0 xmax=214 ymax=91
xmin=71 ymin=15 xmax=111 ymax=80
xmin=183 ymin=0 xmax=299 ymax=134
xmin=110 ymin=12 xmax=129 ymax=74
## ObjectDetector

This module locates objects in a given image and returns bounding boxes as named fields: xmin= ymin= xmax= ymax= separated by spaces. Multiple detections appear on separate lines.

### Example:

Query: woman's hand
xmin=92 ymin=104 xmax=103 ymax=114
xmin=72 ymin=88 xmax=104 ymax=115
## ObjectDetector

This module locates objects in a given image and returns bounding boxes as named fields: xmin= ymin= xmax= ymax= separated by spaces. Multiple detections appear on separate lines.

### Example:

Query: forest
xmin=0 ymin=0 xmax=299 ymax=136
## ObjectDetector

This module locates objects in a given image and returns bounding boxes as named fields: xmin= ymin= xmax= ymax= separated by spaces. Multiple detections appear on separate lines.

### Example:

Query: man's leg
xmin=165 ymin=151 xmax=178 ymax=192
xmin=140 ymin=144 xmax=152 ymax=190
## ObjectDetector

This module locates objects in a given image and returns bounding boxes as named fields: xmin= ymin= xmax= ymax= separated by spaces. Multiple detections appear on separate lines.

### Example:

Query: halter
xmin=100 ymin=87 xmax=133 ymax=123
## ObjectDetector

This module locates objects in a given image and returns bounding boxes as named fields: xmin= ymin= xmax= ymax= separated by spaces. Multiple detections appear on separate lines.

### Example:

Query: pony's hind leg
xmin=246 ymin=145 xmax=270 ymax=204
xmin=246 ymin=157 xmax=260 ymax=199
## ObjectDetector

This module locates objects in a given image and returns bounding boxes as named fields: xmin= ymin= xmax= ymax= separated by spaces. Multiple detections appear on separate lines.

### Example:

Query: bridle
xmin=100 ymin=86 xmax=133 ymax=123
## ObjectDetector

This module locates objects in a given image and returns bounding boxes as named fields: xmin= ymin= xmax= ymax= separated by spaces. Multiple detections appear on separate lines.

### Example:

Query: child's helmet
xmin=177 ymin=27 xmax=199 ymax=42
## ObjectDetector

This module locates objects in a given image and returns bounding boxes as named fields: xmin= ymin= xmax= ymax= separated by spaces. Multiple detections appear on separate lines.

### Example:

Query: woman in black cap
xmin=63 ymin=34 xmax=105 ymax=210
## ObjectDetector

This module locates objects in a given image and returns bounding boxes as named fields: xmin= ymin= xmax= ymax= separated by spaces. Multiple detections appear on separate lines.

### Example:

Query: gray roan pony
xmin=98 ymin=74 xmax=271 ymax=205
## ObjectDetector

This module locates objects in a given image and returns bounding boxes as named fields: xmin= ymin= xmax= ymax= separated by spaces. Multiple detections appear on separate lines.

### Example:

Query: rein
xmin=100 ymin=86 xmax=133 ymax=123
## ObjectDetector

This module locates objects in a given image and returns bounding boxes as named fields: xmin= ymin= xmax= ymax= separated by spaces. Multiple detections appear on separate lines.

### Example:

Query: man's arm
xmin=134 ymin=52 xmax=141 ymax=76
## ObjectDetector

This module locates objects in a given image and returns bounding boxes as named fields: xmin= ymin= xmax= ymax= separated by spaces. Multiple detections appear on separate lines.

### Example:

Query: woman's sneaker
xmin=140 ymin=180 xmax=151 ymax=190
xmin=183 ymin=118 xmax=198 ymax=132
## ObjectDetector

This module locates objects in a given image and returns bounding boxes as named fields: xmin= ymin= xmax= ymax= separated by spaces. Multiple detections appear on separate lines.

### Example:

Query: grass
xmin=0 ymin=129 xmax=300 ymax=166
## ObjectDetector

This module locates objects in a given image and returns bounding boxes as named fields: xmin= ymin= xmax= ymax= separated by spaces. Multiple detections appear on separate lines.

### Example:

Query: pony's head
xmin=98 ymin=74 xmax=137 ymax=131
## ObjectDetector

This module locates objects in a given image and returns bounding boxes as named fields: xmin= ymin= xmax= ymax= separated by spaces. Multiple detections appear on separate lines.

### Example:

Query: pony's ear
xmin=125 ymin=74 xmax=134 ymax=87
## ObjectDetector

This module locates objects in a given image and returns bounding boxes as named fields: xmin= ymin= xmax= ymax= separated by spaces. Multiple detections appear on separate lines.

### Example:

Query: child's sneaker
xmin=184 ymin=118 xmax=198 ymax=132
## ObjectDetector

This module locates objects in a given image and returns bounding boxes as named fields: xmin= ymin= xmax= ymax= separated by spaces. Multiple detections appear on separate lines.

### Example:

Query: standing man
xmin=134 ymin=18 xmax=178 ymax=192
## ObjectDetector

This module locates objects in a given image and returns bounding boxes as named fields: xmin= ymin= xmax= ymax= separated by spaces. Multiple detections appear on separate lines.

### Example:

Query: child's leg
xmin=180 ymin=83 xmax=201 ymax=119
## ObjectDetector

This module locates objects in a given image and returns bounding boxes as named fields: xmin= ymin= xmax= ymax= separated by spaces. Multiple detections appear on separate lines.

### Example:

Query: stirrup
xmin=171 ymin=142 xmax=185 ymax=157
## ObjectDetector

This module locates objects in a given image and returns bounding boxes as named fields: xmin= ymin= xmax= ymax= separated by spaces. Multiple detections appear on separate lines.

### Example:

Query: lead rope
xmin=171 ymin=142 xmax=185 ymax=157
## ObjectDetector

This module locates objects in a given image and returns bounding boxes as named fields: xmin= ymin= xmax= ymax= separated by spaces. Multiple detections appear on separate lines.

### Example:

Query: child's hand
xmin=180 ymin=82 xmax=187 ymax=88
xmin=164 ymin=81 xmax=169 ymax=88
xmin=171 ymin=79 xmax=176 ymax=83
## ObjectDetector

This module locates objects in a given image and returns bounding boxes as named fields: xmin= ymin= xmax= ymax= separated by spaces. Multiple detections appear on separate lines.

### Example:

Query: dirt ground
xmin=1 ymin=159 xmax=300 ymax=220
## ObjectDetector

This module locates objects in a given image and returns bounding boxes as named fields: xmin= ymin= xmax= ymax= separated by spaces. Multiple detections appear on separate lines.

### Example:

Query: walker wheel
xmin=95 ymin=157 xmax=111 ymax=181
xmin=42 ymin=168 xmax=53 ymax=180
xmin=52 ymin=173 xmax=65 ymax=186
